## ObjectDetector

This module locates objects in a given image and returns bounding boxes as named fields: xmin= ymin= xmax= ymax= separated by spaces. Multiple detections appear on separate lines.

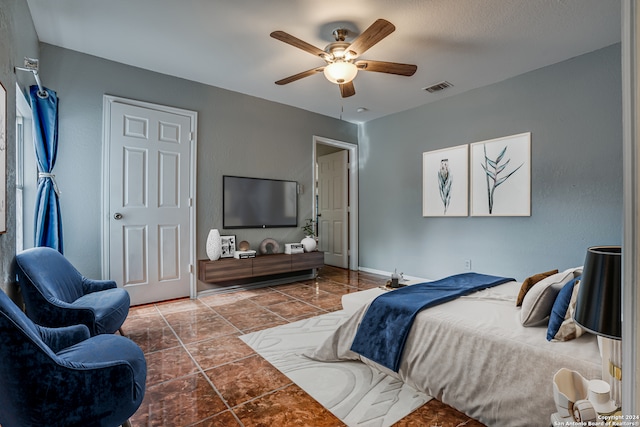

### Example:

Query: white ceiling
xmin=25 ymin=0 xmax=621 ymax=123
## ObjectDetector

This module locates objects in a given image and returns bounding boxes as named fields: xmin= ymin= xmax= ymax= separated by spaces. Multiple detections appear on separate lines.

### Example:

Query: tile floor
xmin=123 ymin=266 xmax=485 ymax=427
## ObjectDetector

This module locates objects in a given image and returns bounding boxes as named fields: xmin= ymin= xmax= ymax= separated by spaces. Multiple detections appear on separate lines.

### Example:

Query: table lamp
xmin=573 ymin=245 xmax=622 ymax=408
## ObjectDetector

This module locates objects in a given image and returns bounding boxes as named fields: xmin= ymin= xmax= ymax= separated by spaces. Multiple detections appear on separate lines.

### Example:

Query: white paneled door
xmin=318 ymin=150 xmax=349 ymax=268
xmin=104 ymin=97 xmax=196 ymax=305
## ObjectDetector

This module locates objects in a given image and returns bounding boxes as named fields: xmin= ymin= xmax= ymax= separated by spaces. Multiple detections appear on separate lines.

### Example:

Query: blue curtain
xmin=30 ymin=85 xmax=63 ymax=253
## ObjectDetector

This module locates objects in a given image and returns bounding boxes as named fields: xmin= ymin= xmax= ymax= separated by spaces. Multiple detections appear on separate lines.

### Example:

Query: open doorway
xmin=312 ymin=136 xmax=358 ymax=271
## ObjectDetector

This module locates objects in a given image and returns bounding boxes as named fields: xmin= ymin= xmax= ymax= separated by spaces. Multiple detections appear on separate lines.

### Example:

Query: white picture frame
xmin=422 ymin=144 xmax=469 ymax=217
xmin=220 ymin=235 xmax=236 ymax=258
xmin=470 ymin=132 xmax=531 ymax=216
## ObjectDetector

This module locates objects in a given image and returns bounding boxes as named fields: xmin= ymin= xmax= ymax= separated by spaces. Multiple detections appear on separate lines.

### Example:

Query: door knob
xmin=114 ymin=213 xmax=123 ymax=220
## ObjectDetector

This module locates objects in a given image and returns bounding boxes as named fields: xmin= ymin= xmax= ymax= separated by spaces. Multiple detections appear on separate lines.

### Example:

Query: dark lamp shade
xmin=573 ymin=246 xmax=622 ymax=340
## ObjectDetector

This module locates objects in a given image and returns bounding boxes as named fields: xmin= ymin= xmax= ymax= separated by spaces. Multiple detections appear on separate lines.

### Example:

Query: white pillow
xmin=520 ymin=267 xmax=582 ymax=326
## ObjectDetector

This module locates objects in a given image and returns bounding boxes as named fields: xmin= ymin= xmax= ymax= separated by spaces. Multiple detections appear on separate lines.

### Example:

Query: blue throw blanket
xmin=350 ymin=272 xmax=514 ymax=372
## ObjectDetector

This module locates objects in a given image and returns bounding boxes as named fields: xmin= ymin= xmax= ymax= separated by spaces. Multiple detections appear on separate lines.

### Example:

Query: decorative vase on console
xmin=301 ymin=236 xmax=317 ymax=252
xmin=206 ymin=229 xmax=222 ymax=260
xmin=301 ymin=218 xmax=317 ymax=252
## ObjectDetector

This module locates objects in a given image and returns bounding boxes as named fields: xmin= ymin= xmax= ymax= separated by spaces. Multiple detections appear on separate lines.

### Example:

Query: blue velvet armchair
xmin=16 ymin=247 xmax=130 ymax=336
xmin=0 ymin=288 xmax=146 ymax=427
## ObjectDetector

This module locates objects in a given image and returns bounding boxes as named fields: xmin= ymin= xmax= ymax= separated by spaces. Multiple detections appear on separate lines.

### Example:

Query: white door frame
xmin=312 ymin=136 xmax=358 ymax=271
xmin=101 ymin=95 xmax=198 ymax=299
xmin=622 ymin=0 xmax=639 ymax=414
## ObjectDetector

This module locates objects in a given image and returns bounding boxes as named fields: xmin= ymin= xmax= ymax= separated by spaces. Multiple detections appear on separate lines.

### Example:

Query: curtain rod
xmin=14 ymin=57 xmax=48 ymax=98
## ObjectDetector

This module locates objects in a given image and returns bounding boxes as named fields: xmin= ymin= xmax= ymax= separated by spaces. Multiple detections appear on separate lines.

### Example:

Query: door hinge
xmin=189 ymin=131 xmax=194 ymax=141
xmin=188 ymin=198 xmax=193 ymax=207
xmin=189 ymin=264 xmax=194 ymax=274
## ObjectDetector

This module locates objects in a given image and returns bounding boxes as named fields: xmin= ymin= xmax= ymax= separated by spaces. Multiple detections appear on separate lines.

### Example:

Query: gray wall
xmin=0 ymin=0 xmax=39 ymax=297
xmin=358 ymin=44 xmax=622 ymax=281
xmin=36 ymin=43 xmax=358 ymax=289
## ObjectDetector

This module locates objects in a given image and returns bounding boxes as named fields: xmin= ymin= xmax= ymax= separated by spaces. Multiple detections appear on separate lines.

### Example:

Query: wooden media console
xmin=198 ymin=251 xmax=324 ymax=286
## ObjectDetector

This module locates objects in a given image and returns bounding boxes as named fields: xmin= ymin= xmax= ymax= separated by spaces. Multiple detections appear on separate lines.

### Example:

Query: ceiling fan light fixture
xmin=323 ymin=61 xmax=358 ymax=84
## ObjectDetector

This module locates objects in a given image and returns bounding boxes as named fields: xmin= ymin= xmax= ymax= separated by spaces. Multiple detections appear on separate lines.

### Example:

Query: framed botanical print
xmin=470 ymin=132 xmax=531 ymax=216
xmin=422 ymin=144 xmax=469 ymax=217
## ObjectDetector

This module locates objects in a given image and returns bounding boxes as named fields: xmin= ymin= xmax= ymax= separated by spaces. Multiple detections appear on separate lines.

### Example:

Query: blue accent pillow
xmin=547 ymin=276 xmax=580 ymax=341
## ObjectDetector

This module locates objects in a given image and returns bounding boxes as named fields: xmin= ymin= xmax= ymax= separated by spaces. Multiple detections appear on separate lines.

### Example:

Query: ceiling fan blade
xmin=339 ymin=81 xmax=356 ymax=98
xmin=270 ymin=30 xmax=327 ymax=58
xmin=347 ymin=19 xmax=395 ymax=58
xmin=355 ymin=60 xmax=417 ymax=76
xmin=275 ymin=67 xmax=325 ymax=85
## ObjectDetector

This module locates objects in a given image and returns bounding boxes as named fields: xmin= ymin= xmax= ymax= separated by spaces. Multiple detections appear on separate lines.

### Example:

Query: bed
xmin=304 ymin=270 xmax=602 ymax=426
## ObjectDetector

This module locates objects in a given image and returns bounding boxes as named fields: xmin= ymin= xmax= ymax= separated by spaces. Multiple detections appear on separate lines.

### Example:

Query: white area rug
xmin=240 ymin=310 xmax=431 ymax=427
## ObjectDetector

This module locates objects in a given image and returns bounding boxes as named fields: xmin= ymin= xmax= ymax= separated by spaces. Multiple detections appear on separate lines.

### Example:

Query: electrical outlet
xmin=464 ymin=259 xmax=472 ymax=270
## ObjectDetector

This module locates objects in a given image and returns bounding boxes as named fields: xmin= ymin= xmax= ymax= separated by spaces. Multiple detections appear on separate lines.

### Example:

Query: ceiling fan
xmin=270 ymin=19 xmax=417 ymax=98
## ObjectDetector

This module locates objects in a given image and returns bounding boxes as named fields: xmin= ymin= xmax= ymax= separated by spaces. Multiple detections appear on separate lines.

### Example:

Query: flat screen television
xmin=223 ymin=175 xmax=298 ymax=229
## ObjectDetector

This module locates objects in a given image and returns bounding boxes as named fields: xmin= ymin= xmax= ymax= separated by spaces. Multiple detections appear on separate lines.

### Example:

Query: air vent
xmin=423 ymin=81 xmax=454 ymax=93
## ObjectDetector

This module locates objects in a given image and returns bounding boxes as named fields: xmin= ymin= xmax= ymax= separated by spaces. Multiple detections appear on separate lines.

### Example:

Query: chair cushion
xmin=57 ymin=334 xmax=146 ymax=386
xmin=56 ymin=334 xmax=146 ymax=427
xmin=71 ymin=288 xmax=130 ymax=335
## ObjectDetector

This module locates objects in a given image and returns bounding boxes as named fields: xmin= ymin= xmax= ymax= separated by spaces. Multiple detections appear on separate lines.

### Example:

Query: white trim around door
xmin=312 ymin=136 xmax=359 ymax=271
xmin=622 ymin=0 xmax=640 ymax=415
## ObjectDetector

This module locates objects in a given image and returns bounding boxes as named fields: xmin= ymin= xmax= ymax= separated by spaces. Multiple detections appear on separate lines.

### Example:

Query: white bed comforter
xmin=304 ymin=281 xmax=602 ymax=427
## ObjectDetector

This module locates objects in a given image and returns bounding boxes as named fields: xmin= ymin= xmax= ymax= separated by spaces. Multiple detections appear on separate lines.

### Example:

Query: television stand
xmin=198 ymin=251 xmax=324 ymax=286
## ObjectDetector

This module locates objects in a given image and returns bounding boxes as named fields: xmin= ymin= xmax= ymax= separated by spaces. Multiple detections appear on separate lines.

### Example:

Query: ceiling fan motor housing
xmin=324 ymin=41 xmax=352 ymax=61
